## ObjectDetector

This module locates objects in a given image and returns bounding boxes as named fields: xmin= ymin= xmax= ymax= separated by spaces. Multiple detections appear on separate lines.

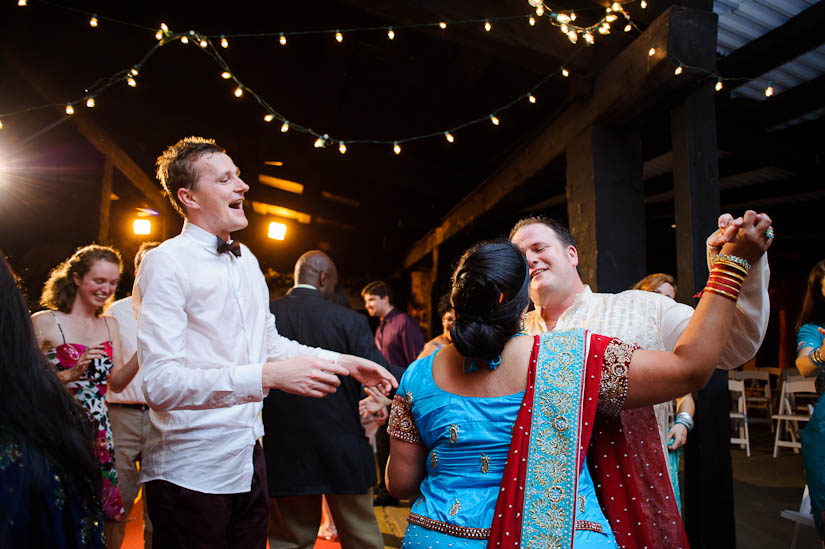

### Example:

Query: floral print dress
xmin=46 ymin=311 xmax=125 ymax=522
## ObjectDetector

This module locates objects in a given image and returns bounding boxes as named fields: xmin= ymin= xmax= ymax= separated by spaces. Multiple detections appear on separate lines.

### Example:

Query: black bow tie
xmin=217 ymin=237 xmax=242 ymax=257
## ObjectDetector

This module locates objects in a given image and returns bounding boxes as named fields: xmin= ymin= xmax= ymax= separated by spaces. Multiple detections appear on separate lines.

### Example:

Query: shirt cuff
xmin=318 ymin=349 xmax=340 ymax=363
xmin=235 ymin=363 xmax=264 ymax=404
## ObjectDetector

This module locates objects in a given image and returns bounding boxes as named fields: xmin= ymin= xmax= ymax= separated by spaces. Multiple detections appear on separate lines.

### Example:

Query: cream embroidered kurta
xmin=523 ymin=253 xmax=770 ymax=477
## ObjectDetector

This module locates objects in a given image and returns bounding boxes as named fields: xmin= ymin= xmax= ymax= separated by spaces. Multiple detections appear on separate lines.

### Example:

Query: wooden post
xmin=565 ymin=126 xmax=645 ymax=292
xmin=98 ymin=157 xmax=113 ymax=244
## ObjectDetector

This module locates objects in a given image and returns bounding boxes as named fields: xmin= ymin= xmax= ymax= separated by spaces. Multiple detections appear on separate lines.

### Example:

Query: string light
xmin=529 ymin=16 xmax=536 ymax=26
xmin=199 ymin=39 xmax=208 ymax=48
xmin=127 ymin=77 xmax=137 ymax=87
xmin=674 ymin=65 xmax=683 ymax=75
xmin=264 ymin=114 xmax=274 ymax=122
xmin=279 ymin=33 xmax=287 ymax=46
xmin=65 ymin=104 xmax=75 ymax=115
xmin=234 ymin=86 xmax=243 ymax=97
xmin=393 ymin=142 xmax=401 ymax=155
xmin=765 ymin=83 xmax=774 ymax=97
xmin=221 ymin=71 xmax=232 ymax=79
xmin=387 ymin=28 xmax=395 ymax=40
xmin=281 ymin=121 xmax=290 ymax=133
xmin=528 ymin=94 xmax=536 ymax=103
xmin=490 ymin=114 xmax=500 ymax=126
xmin=648 ymin=46 xmax=656 ymax=56
xmin=86 ymin=97 xmax=96 ymax=108
xmin=561 ymin=23 xmax=569 ymax=34
xmin=339 ymin=141 xmax=347 ymax=154
xmin=570 ymin=12 xmax=576 ymax=21
xmin=557 ymin=14 xmax=571 ymax=24
xmin=335 ymin=31 xmax=343 ymax=42
xmin=715 ymin=78 xmax=723 ymax=92
xmin=584 ymin=32 xmax=594 ymax=44
xmin=130 ymin=67 xmax=139 ymax=76
xmin=624 ymin=24 xmax=632 ymax=32
xmin=155 ymin=30 xmax=163 ymax=40
xmin=89 ymin=14 xmax=98 ymax=27
xmin=641 ymin=0 xmax=647 ymax=7
xmin=445 ymin=132 xmax=455 ymax=143
xmin=605 ymin=14 xmax=618 ymax=23
xmin=180 ymin=36 xmax=189 ymax=44
xmin=567 ymin=30 xmax=578 ymax=44
xmin=17 ymin=0 xmax=26 ymax=6
xmin=439 ymin=21 xmax=447 ymax=29
xmin=562 ymin=67 xmax=570 ymax=77
xmin=484 ymin=21 xmax=492 ymax=32
xmin=611 ymin=2 xmax=622 ymax=10
xmin=535 ymin=5 xmax=544 ymax=16
xmin=161 ymin=23 xmax=168 ymax=32
xmin=220 ymin=36 xmax=229 ymax=48
xmin=314 ymin=135 xmax=327 ymax=148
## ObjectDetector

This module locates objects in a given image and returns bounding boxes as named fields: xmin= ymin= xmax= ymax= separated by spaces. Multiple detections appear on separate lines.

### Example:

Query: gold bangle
xmin=703 ymin=286 xmax=739 ymax=301
xmin=713 ymin=259 xmax=749 ymax=276
xmin=710 ymin=267 xmax=746 ymax=282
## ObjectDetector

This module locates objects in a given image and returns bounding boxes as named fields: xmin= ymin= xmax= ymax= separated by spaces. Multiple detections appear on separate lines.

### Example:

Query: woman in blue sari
xmin=797 ymin=259 xmax=825 ymax=541
xmin=387 ymin=213 xmax=771 ymax=549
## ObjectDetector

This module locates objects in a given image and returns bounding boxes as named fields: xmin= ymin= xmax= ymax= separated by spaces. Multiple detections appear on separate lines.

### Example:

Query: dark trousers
xmin=146 ymin=443 xmax=269 ymax=549
xmin=375 ymin=421 xmax=390 ymax=494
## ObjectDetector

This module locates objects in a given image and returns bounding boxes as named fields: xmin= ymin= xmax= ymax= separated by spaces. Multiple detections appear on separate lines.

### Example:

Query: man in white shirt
xmin=105 ymin=240 xmax=159 ymax=548
xmin=133 ymin=137 xmax=396 ymax=548
xmin=509 ymin=212 xmax=771 ymax=546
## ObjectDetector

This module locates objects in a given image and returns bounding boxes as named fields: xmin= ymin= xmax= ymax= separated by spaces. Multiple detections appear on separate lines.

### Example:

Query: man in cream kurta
xmin=510 ymin=214 xmax=770 ymax=544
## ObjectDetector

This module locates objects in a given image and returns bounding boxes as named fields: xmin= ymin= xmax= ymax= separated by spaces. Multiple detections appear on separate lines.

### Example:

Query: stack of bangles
xmin=810 ymin=347 xmax=825 ymax=369
xmin=674 ymin=412 xmax=694 ymax=431
xmin=704 ymin=254 xmax=750 ymax=301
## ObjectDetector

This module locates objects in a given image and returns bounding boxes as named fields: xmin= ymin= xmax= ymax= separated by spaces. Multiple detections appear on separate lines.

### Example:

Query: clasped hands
xmin=708 ymin=210 xmax=774 ymax=264
xmin=262 ymin=354 xmax=397 ymax=399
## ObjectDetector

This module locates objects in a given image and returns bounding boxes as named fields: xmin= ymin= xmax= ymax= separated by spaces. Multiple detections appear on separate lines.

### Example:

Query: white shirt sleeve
xmin=660 ymin=249 xmax=770 ymax=368
xmin=134 ymin=249 xmax=264 ymax=411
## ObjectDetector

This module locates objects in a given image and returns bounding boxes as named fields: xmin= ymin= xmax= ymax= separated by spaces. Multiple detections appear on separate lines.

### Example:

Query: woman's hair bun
xmin=450 ymin=240 xmax=529 ymax=364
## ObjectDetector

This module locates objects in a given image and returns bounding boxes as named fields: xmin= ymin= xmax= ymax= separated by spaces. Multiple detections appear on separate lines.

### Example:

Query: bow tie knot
xmin=217 ymin=237 xmax=242 ymax=257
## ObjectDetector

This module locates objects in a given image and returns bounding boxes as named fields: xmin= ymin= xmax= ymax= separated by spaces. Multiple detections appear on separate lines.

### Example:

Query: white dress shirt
xmin=133 ymin=221 xmax=338 ymax=494
xmin=104 ymin=297 xmax=145 ymax=404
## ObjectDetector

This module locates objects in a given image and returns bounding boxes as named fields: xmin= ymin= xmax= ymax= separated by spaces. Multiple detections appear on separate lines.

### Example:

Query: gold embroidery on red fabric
xmin=387 ymin=393 xmax=422 ymax=445
xmin=598 ymin=338 xmax=638 ymax=416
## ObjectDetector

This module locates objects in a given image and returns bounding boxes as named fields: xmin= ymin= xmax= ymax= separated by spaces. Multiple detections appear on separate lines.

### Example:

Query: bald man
xmin=264 ymin=251 xmax=387 ymax=549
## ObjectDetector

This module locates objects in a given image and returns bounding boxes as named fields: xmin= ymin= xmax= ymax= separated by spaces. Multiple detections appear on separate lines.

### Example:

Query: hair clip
xmin=498 ymin=291 xmax=504 ymax=303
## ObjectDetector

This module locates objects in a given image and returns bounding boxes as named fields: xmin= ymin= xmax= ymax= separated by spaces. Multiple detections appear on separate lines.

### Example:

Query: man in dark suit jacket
xmin=265 ymin=251 xmax=387 ymax=549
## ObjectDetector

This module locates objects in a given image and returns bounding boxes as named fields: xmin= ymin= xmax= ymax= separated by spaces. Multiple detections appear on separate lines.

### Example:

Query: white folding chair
xmin=734 ymin=369 xmax=773 ymax=430
xmin=729 ymin=379 xmax=751 ymax=456
xmin=773 ymin=378 xmax=817 ymax=457
xmin=779 ymin=485 xmax=818 ymax=549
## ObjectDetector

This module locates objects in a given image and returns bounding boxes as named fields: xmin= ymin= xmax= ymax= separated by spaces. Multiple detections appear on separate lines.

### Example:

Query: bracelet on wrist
xmin=713 ymin=254 xmax=751 ymax=274
xmin=811 ymin=348 xmax=825 ymax=369
xmin=675 ymin=412 xmax=694 ymax=431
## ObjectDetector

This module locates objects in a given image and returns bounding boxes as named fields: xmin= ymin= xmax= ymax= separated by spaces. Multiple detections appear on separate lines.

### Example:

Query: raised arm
xmin=624 ymin=211 xmax=773 ymax=409
xmin=796 ymin=325 xmax=825 ymax=378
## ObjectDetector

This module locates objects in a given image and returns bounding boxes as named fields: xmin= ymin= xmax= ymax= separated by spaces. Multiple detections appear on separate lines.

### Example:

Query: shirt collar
xmin=293 ymin=284 xmax=317 ymax=291
xmin=182 ymin=221 xmax=227 ymax=254
xmin=382 ymin=307 xmax=399 ymax=322
xmin=534 ymin=285 xmax=593 ymax=325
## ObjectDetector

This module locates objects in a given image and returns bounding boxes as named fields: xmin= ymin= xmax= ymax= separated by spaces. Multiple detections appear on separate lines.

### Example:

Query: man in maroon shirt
xmin=361 ymin=281 xmax=425 ymax=505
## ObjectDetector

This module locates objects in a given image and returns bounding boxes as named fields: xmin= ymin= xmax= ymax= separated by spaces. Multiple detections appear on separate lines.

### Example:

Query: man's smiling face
xmin=511 ymin=222 xmax=580 ymax=307
xmin=183 ymin=151 xmax=249 ymax=240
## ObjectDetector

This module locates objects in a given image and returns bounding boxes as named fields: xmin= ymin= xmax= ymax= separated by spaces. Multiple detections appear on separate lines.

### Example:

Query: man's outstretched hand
xmin=338 ymin=355 xmax=398 ymax=396
xmin=262 ymin=356 xmax=349 ymax=398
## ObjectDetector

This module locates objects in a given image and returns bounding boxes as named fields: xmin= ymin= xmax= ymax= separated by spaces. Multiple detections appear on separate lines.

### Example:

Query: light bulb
xmin=529 ymin=16 xmax=536 ymax=26
xmin=648 ymin=47 xmax=656 ymax=56
xmin=161 ymin=23 xmax=168 ymax=32
xmin=560 ymin=24 xmax=569 ymax=34
xmin=624 ymin=24 xmax=632 ymax=32
xmin=90 ymin=15 xmax=98 ymax=27
xmin=180 ymin=36 xmax=189 ymax=44
xmin=528 ymin=94 xmax=536 ymax=103
xmin=130 ymin=68 xmax=139 ymax=76
xmin=65 ymin=104 xmax=75 ymax=115
xmin=314 ymin=137 xmax=325 ymax=148
xmin=17 ymin=0 xmax=27 ymax=5
xmin=562 ymin=68 xmax=570 ymax=77
xmin=570 ymin=11 xmax=576 ymax=20
xmin=598 ymin=24 xmax=611 ymax=34
xmin=127 ymin=77 xmax=137 ymax=87
xmin=445 ymin=132 xmax=454 ymax=143
xmin=339 ymin=142 xmax=347 ymax=154
xmin=606 ymin=14 xmax=618 ymax=22
xmin=765 ymin=85 xmax=774 ymax=97
xmin=221 ymin=71 xmax=232 ymax=79
xmin=393 ymin=142 xmax=401 ymax=155
xmin=280 ymin=34 xmax=287 ymax=46
xmin=484 ymin=21 xmax=492 ymax=32
xmin=281 ymin=122 xmax=290 ymax=133
xmin=155 ymin=30 xmax=163 ymax=40
xmin=490 ymin=115 xmax=500 ymax=126
xmin=220 ymin=37 xmax=228 ymax=48
xmin=387 ymin=28 xmax=395 ymax=40
xmin=568 ymin=30 xmax=578 ymax=44
xmin=439 ymin=21 xmax=447 ymax=29
xmin=584 ymin=32 xmax=594 ymax=44
xmin=199 ymin=39 xmax=208 ymax=48
xmin=335 ymin=31 xmax=343 ymax=42
xmin=536 ymin=5 xmax=544 ymax=16
xmin=86 ymin=97 xmax=96 ymax=108
xmin=557 ymin=13 xmax=571 ymax=24
xmin=715 ymin=79 xmax=723 ymax=92
xmin=234 ymin=87 xmax=243 ymax=98
xmin=674 ymin=65 xmax=683 ymax=75
xmin=641 ymin=0 xmax=647 ymax=7
xmin=0 ymin=120 xmax=3 ymax=129
xmin=612 ymin=2 xmax=622 ymax=11
xmin=264 ymin=114 xmax=274 ymax=122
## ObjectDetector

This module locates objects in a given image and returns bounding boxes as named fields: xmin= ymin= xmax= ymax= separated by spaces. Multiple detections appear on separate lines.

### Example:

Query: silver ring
xmin=766 ymin=227 xmax=775 ymax=239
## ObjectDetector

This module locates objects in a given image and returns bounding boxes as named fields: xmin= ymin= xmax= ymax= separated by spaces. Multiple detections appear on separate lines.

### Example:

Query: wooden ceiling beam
xmin=403 ymin=5 xmax=717 ymax=269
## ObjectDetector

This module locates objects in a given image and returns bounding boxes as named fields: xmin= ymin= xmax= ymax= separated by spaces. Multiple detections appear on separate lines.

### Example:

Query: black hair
xmin=361 ymin=280 xmax=393 ymax=303
xmin=796 ymin=259 xmax=825 ymax=332
xmin=0 ymin=251 xmax=101 ymax=506
xmin=450 ymin=240 xmax=530 ymax=364
xmin=437 ymin=293 xmax=453 ymax=318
